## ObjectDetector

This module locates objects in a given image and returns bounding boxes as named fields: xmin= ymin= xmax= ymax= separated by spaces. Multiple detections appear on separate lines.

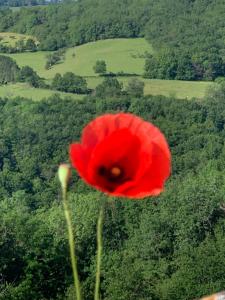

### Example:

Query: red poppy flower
xmin=69 ymin=113 xmax=171 ymax=199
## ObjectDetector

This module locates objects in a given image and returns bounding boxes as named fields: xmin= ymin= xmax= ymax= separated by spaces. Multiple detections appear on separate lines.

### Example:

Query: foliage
xmin=51 ymin=72 xmax=88 ymax=94
xmin=18 ymin=65 xmax=44 ymax=87
xmin=0 ymin=55 xmax=44 ymax=87
xmin=0 ymin=55 xmax=19 ymax=83
xmin=0 ymin=34 xmax=37 ymax=53
xmin=126 ymin=77 xmax=144 ymax=97
xmin=45 ymin=49 xmax=66 ymax=69
xmin=95 ymin=77 xmax=123 ymax=98
xmin=144 ymin=49 xmax=225 ymax=81
xmin=0 ymin=0 xmax=151 ymax=49
xmin=1 ymin=87 xmax=225 ymax=298
xmin=93 ymin=60 xmax=107 ymax=75
xmin=25 ymin=38 xmax=37 ymax=52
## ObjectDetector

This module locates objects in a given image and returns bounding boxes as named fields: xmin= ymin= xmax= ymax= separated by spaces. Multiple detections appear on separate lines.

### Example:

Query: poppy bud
xmin=58 ymin=164 xmax=71 ymax=190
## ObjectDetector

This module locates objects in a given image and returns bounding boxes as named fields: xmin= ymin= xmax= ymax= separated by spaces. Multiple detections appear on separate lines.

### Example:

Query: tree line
xmin=144 ymin=48 xmax=225 ymax=81
xmin=0 ymin=55 xmax=45 ymax=87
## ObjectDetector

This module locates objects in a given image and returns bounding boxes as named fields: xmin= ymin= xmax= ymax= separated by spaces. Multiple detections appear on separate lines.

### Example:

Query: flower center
xmin=110 ymin=167 xmax=122 ymax=178
xmin=98 ymin=165 xmax=124 ymax=182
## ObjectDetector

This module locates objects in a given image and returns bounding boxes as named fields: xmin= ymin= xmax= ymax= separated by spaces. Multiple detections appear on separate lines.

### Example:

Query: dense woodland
xmin=1 ymin=83 xmax=225 ymax=299
xmin=0 ymin=0 xmax=224 ymax=80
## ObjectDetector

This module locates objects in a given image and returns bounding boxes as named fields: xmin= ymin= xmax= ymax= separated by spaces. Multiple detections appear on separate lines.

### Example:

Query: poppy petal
xmin=82 ymin=113 xmax=143 ymax=149
xmin=69 ymin=143 xmax=93 ymax=183
xmin=114 ymin=141 xmax=171 ymax=198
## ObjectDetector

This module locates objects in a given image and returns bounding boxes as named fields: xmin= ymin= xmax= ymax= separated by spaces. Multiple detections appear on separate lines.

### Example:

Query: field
xmin=5 ymin=38 xmax=152 ymax=78
xmin=0 ymin=83 xmax=83 ymax=101
xmin=0 ymin=32 xmax=37 ymax=47
xmin=86 ymin=77 xmax=212 ymax=99
xmin=2 ymin=37 xmax=213 ymax=99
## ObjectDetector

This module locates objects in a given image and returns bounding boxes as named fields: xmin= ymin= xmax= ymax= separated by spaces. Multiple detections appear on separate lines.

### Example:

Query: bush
xmin=95 ymin=77 xmax=123 ymax=98
xmin=19 ymin=66 xmax=43 ymax=87
xmin=0 ymin=55 xmax=20 ymax=84
xmin=126 ymin=77 xmax=145 ymax=97
xmin=93 ymin=60 xmax=107 ymax=75
xmin=51 ymin=72 xmax=88 ymax=94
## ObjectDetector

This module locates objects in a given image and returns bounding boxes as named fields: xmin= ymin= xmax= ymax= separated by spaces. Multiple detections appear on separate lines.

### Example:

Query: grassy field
xmin=0 ymin=32 xmax=37 ymax=47
xmin=86 ymin=76 xmax=212 ymax=99
xmin=6 ymin=38 xmax=152 ymax=78
xmin=0 ymin=79 xmax=211 ymax=101
xmin=2 ymin=37 xmax=213 ymax=99
xmin=0 ymin=83 xmax=83 ymax=101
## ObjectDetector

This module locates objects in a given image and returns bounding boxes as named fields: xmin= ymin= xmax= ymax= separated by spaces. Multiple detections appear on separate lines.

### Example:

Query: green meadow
xmin=2 ymin=37 xmax=212 ymax=99
xmin=0 ymin=83 xmax=83 ymax=101
xmin=86 ymin=77 xmax=212 ymax=99
xmin=5 ymin=38 xmax=152 ymax=78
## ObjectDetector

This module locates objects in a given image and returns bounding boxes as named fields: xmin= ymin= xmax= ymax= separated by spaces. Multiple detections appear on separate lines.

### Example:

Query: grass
xmin=86 ymin=76 xmax=212 ymax=99
xmin=0 ymin=83 xmax=84 ymax=101
xmin=6 ymin=38 xmax=152 ymax=78
xmin=139 ymin=78 xmax=211 ymax=99
xmin=0 ymin=32 xmax=37 ymax=47
xmin=2 ymin=37 xmax=213 ymax=99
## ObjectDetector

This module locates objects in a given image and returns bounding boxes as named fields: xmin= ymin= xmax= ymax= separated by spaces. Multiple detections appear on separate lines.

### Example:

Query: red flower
xmin=70 ymin=113 xmax=171 ymax=199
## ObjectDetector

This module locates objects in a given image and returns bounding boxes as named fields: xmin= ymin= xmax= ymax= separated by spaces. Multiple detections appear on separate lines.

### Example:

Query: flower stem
xmin=94 ymin=204 xmax=104 ymax=300
xmin=62 ymin=187 xmax=82 ymax=300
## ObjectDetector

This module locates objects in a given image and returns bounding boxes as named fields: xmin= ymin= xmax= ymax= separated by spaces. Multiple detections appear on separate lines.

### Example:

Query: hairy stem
xmin=62 ymin=188 xmax=82 ymax=300
xmin=94 ymin=204 xmax=104 ymax=300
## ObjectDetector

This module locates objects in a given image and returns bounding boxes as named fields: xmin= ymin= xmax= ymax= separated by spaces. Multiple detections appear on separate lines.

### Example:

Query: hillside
xmin=5 ymin=38 xmax=153 ymax=78
xmin=0 ymin=32 xmax=37 ymax=47
xmin=0 ymin=82 xmax=84 ymax=100
xmin=1 ymin=38 xmax=212 ymax=100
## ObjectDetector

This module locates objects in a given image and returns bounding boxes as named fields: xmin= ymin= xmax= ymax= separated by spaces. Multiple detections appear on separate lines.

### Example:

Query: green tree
xmin=19 ymin=65 xmax=42 ymax=87
xmin=15 ymin=39 xmax=25 ymax=52
xmin=144 ymin=54 xmax=159 ymax=78
xmin=126 ymin=77 xmax=144 ymax=97
xmin=51 ymin=72 xmax=88 ymax=94
xmin=93 ymin=60 xmax=107 ymax=75
xmin=25 ymin=38 xmax=37 ymax=52
xmin=0 ymin=55 xmax=20 ymax=84
xmin=95 ymin=77 xmax=123 ymax=98
xmin=52 ymin=73 xmax=63 ymax=90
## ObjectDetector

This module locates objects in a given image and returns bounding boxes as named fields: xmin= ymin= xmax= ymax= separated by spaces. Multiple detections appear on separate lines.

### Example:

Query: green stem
xmin=62 ymin=187 xmax=82 ymax=300
xmin=94 ymin=204 xmax=104 ymax=300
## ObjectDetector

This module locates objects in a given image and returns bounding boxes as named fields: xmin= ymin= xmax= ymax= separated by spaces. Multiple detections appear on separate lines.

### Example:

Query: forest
xmin=1 ymin=82 xmax=225 ymax=299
